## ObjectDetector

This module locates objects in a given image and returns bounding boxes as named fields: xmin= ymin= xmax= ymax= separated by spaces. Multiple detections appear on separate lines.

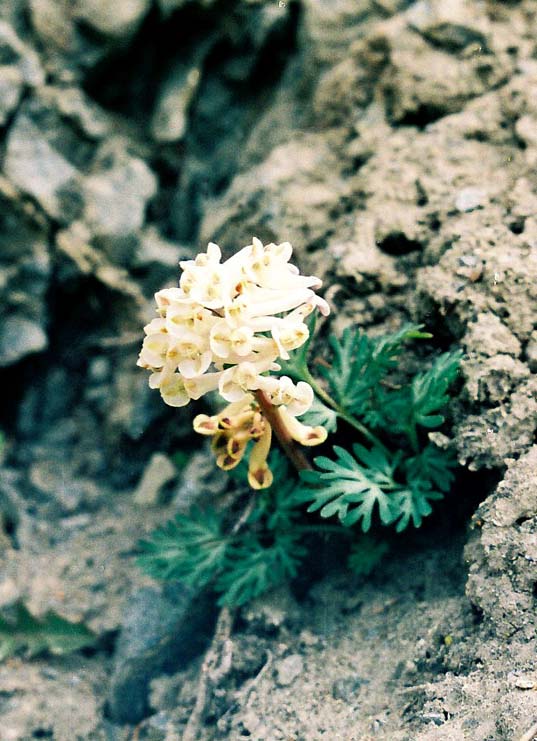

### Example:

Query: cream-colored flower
xmin=138 ymin=237 xmax=329 ymax=417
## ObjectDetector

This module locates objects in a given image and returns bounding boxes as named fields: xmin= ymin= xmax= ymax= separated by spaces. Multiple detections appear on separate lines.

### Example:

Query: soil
xmin=2 ymin=0 xmax=537 ymax=739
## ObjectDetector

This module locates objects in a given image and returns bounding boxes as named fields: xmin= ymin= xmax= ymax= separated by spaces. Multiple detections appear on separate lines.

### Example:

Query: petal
xmin=279 ymin=407 xmax=327 ymax=446
xmin=184 ymin=371 xmax=222 ymax=400
xmin=160 ymin=374 xmax=190 ymax=407
xmin=178 ymin=350 xmax=212 ymax=378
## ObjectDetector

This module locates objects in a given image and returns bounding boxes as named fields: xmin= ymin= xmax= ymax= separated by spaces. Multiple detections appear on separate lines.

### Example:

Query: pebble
xmin=133 ymin=453 xmax=177 ymax=506
xmin=455 ymin=187 xmax=486 ymax=212
xmin=275 ymin=654 xmax=303 ymax=687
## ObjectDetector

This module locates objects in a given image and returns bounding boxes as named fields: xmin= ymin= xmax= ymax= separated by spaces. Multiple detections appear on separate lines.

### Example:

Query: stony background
xmin=2 ymin=0 xmax=537 ymax=739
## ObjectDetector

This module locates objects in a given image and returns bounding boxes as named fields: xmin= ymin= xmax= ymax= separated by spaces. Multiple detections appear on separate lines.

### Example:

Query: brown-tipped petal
xmin=226 ymin=433 xmax=248 ymax=459
xmin=216 ymin=451 xmax=243 ymax=470
xmin=193 ymin=414 xmax=219 ymax=435
xmin=248 ymin=465 xmax=274 ymax=489
xmin=247 ymin=422 xmax=273 ymax=489
xmin=279 ymin=407 xmax=328 ymax=446
xmin=220 ymin=409 xmax=255 ymax=431
xmin=211 ymin=430 xmax=230 ymax=455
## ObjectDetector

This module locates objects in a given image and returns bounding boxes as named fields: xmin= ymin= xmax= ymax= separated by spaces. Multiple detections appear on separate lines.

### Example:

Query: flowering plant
xmin=138 ymin=238 xmax=330 ymax=489
xmin=138 ymin=239 xmax=462 ymax=606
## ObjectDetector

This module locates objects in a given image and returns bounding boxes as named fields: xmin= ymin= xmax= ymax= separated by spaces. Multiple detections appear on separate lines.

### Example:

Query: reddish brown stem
xmin=254 ymin=389 xmax=312 ymax=473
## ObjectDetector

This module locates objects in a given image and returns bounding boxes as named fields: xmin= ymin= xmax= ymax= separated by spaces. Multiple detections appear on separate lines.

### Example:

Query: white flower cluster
xmin=137 ymin=238 xmax=329 ymax=414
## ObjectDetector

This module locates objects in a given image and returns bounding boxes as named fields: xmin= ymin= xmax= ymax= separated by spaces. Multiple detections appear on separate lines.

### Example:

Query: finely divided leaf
xmin=319 ymin=323 xmax=428 ymax=416
xmin=298 ymin=445 xmax=400 ymax=531
xmin=348 ymin=536 xmax=389 ymax=576
xmin=392 ymin=484 xmax=444 ymax=532
xmin=137 ymin=508 xmax=228 ymax=587
xmin=410 ymin=351 xmax=463 ymax=429
xmin=216 ymin=534 xmax=305 ymax=607
xmin=318 ymin=327 xmax=372 ymax=412
xmin=405 ymin=442 xmax=457 ymax=493
xmin=301 ymin=396 xmax=338 ymax=433
xmin=0 ymin=602 xmax=97 ymax=661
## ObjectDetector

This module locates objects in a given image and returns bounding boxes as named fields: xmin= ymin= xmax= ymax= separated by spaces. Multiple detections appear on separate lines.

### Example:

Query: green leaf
xmin=318 ymin=327 xmax=372 ymax=412
xmin=216 ymin=533 xmax=306 ymax=607
xmin=301 ymin=396 xmax=338 ymax=433
xmin=0 ymin=602 xmax=97 ymax=661
xmin=410 ymin=351 xmax=463 ymax=429
xmin=298 ymin=445 xmax=401 ymax=532
xmin=391 ymin=484 xmax=443 ymax=532
xmin=319 ymin=323 xmax=429 ymax=417
xmin=348 ymin=536 xmax=389 ymax=576
xmin=171 ymin=450 xmax=190 ymax=470
xmin=137 ymin=508 xmax=229 ymax=588
xmin=405 ymin=442 xmax=457 ymax=493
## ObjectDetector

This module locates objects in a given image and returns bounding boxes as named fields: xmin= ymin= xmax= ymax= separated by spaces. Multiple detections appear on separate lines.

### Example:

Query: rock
xmin=526 ymin=331 xmax=537 ymax=372
xmin=406 ymin=0 xmax=488 ymax=50
xmin=455 ymin=187 xmax=486 ymax=212
xmin=465 ymin=446 xmax=537 ymax=638
xmin=133 ymin=453 xmax=177 ymax=506
xmin=29 ymin=461 xmax=102 ymax=513
xmin=4 ymin=112 xmax=80 ymax=220
xmin=332 ymin=675 xmax=366 ymax=701
xmin=28 ymin=0 xmax=74 ymax=52
xmin=463 ymin=313 xmax=521 ymax=358
xmin=73 ymin=0 xmax=151 ymax=38
xmin=0 ymin=65 xmax=23 ymax=124
xmin=83 ymin=142 xmax=157 ymax=241
xmin=199 ymin=133 xmax=348 ymax=249
xmin=462 ymin=354 xmax=529 ymax=404
xmin=275 ymin=654 xmax=303 ymax=687
xmin=151 ymin=61 xmax=202 ymax=143
xmin=0 ymin=21 xmax=44 ymax=87
xmin=107 ymin=583 xmax=214 ymax=723
xmin=0 ymin=315 xmax=47 ymax=367
xmin=45 ymin=87 xmax=112 ymax=140
xmin=172 ymin=450 xmax=227 ymax=512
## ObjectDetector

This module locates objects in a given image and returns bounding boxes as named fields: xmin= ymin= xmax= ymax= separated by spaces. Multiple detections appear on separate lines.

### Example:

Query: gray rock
xmin=83 ymin=144 xmax=157 ymax=239
xmin=73 ymin=0 xmax=151 ymax=38
xmin=0 ymin=65 xmax=23 ymax=125
xmin=151 ymin=61 xmax=202 ymax=143
xmin=455 ymin=187 xmax=486 ymax=213
xmin=525 ymin=330 xmax=537 ymax=372
xmin=107 ymin=583 xmax=214 ymax=723
xmin=275 ymin=654 xmax=303 ymax=687
xmin=332 ymin=675 xmax=366 ymax=701
xmin=0 ymin=21 xmax=44 ymax=87
xmin=0 ymin=315 xmax=47 ymax=367
xmin=4 ymin=112 xmax=80 ymax=219
xmin=134 ymin=453 xmax=177 ymax=507
xmin=406 ymin=0 xmax=488 ymax=50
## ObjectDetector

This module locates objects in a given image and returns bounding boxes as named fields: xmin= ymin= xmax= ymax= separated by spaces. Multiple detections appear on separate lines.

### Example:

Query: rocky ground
xmin=2 ymin=0 xmax=537 ymax=739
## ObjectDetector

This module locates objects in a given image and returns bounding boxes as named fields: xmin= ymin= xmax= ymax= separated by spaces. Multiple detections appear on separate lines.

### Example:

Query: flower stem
xmin=254 ymin=390 xmax=312 ymax=473
xmin=299 ymin=366 xmax=390 ymax=455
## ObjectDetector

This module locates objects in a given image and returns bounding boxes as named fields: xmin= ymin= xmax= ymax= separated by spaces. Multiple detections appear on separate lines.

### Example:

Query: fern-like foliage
xmin=409 ymin=351 xmax=463 ymax=429
xmin=216 ymin=533 xmax=305 ymax=607
xmin=348 ymin=536 xmax=389 ymax=576
xmin=298 ymin=444 xmax=402 ymax=531
xmin=137 ymin=508 xmax=229 ymax=587
xmin=318 ymin=323 xmax=430 ymax=417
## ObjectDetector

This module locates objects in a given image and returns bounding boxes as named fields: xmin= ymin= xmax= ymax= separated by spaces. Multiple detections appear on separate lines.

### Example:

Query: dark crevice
xmin=395 ymin=104 xmax=451 ymax=129
xmin=377 ymin=232 xmax=424 ymax=256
